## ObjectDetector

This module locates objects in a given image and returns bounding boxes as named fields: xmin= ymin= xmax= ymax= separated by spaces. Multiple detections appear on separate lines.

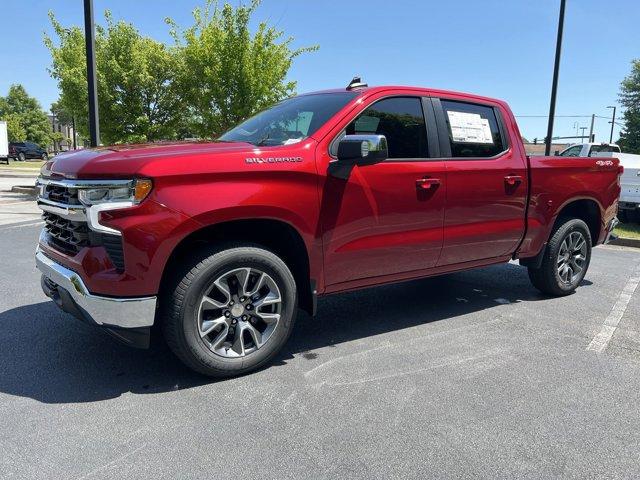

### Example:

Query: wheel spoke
xmin=234 ymin=268 xmax=252 ymax=297
xmin=200 ymin=295 xmax=228 ymax=311
xmin=199 ymin=317 xmax=227 ymax=338
xmin=245 ymin=272 xmax=267 ymax=297
xmin=254 ymin=312 xmax=280 ymax=324
xmin=254 ymin=290 xmax=281 ymax=308
xmin=244 ymin=323 xmax=264 ymax=348
xmin=230 ymin=327 xmax=245 ymax=356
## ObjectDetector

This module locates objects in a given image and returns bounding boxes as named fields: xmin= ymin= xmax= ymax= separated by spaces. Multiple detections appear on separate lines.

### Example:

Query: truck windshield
xmin=219 ymin=92 xmax=358 ymax=146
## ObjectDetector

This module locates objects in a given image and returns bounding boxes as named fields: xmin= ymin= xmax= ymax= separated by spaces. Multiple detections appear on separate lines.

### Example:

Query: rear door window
xmin=440 ymin=100 xmax=506 ymax=158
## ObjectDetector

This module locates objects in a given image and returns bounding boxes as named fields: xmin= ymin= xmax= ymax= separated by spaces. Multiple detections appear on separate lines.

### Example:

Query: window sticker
xmin=447 ymin=111 xmax=494 ymax=144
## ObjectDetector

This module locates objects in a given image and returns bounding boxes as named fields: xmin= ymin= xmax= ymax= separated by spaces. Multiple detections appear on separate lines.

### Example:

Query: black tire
xmin=527 ymin=218 xmax=592 ymax=296
xmin=161 ymin=244 xmax=297 ymax=377
xmin=17 ymin=152 xmax=25 ymax=161
xmin=41 ymin=152 xmax=48 ymax=161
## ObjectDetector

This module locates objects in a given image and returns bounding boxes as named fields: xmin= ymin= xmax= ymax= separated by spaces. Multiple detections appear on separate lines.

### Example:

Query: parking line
xmin=587 ymin=263 xmax=640 ymax=353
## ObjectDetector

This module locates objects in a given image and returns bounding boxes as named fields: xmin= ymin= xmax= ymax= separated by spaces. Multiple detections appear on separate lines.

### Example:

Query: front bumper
xmin=36 ymin=246 xmax=157 ymax=347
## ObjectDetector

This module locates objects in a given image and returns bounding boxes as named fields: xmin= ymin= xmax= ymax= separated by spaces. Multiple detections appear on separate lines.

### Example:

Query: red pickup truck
xmin=35 ymin=81 xmax=621 ymax=377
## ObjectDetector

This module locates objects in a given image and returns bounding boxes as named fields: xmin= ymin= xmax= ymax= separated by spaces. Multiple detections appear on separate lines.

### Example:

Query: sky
xmin=0 ymin=0 xmax=638 ymax=142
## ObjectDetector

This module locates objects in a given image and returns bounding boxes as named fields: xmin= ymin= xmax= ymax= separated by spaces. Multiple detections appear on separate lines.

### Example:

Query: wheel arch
xmin=553 ymin=197 xmax=602 ymax=245
xmin=159 ymin=217 xmax=315 ymax=316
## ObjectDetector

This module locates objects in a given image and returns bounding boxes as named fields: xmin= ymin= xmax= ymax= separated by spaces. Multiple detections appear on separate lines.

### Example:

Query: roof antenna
xmin=346 ymin=76 xmax=368 ymax=90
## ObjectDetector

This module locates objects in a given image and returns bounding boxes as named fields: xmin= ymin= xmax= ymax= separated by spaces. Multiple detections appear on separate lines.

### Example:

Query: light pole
xmin=580 ymin=126 xmax=587 ymax=142
xmin=607 ymin=106 xmax=616 ymax=143
xmin=545 ymin=0 xmax=567 ymax=156
xmin=84 ymin=0 xmax=100 ymax=147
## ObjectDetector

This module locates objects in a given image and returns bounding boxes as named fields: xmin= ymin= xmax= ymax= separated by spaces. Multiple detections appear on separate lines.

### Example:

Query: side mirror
xmin=337 ymin=134 xmax=388 ymax=165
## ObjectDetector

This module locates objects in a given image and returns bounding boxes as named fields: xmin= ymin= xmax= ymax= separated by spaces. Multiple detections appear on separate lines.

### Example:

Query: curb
xmin=609 ymin=237 xmax=640 ymax=249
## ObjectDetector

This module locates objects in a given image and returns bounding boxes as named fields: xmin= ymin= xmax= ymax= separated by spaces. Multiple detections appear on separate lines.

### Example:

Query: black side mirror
xmin=337 ymin=134 xmax=388 ymax=165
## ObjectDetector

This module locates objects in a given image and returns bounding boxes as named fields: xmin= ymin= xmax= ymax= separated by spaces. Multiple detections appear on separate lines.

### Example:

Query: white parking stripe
xmin=587 ymin=263 xmax=640 ymax=353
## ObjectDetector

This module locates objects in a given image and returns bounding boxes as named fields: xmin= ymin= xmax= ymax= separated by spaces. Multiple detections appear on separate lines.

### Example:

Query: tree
xmin=45 ymin=11 xmax=184 ymax=144
xmin=0 ymin=85 xmax=52 ymax=145
xmin=167 ymin=0 xmax=318 ymax=138
xmin=618 ymin=59 xmax=640 ymax=153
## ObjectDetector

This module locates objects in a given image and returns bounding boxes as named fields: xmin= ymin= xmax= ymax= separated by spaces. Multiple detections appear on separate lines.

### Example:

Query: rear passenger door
xmin=432 ymin=98 xmax=528 ymax=266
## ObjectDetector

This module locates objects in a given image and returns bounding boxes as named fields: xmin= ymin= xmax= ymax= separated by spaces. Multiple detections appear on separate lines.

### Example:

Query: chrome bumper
xmin=35 ymin=247 xmax=157 ymax=329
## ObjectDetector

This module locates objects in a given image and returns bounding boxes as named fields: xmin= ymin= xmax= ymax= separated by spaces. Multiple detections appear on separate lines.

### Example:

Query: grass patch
xmin=1 ymin=160 xmax=45 ymax=169
xmin=615 ymin=222 xmax=640 ymax=240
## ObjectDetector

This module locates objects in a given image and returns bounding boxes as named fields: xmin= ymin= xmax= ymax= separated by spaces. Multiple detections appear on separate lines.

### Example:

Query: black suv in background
xmin=9 ymin=142 xmax=48 ymax=161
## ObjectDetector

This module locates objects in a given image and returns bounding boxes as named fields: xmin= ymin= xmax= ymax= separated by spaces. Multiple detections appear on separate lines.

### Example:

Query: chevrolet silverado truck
xmin=35 ymin=81 xmax=622 ymax=377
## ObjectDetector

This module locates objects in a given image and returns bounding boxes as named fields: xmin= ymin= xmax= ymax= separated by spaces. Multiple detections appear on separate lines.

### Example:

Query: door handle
xmin=416 ymin=178 xmax=441 ymax=190
xmin=504 ymin=175 xmax=523 ymax=186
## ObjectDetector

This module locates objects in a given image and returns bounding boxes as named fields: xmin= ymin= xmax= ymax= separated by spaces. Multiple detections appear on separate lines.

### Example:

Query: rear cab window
xmin=560 ymin=145 xmax=583 ymax=157
xmin=440 ymin=100 xmax=507 ymax=158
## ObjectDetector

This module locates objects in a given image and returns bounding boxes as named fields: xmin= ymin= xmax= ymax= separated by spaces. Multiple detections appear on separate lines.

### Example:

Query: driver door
xmin=318 ymin=95 xmax=446 ymax=288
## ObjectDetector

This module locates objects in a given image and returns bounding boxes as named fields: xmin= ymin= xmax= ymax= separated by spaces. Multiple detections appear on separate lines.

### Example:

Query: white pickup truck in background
xmin=558 ymin=142 xmax=621 ymax=157
xmin=597 ymin=151 xmax=640 ymax=223
xmin=0 ymin=121 xmax=8 ymax=164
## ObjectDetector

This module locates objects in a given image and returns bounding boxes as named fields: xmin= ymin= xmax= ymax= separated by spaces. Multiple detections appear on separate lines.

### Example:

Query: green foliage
xmin=45 ymin=11 xmax=183 ymax=144
xmin=0 ymin=85 xmax=51 ymax=145
xmin=44 ymin=1 xmax=317 ymax=144
xmin=618 ymin=59 xmax=640 ymax=154
xmin=167 ymin=0 xmax=318 ymax=137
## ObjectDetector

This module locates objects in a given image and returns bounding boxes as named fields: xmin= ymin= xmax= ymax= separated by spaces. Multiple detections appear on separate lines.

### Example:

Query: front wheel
xmin=17 ymin=152 xmax=25 ymax=161
xmin=527 ymin=218 xmax=592 ymax=296
xmin=41 ymin=152 xmax=48 ymax=161
xmin=161 ymin=245 xmax=298 ymax=377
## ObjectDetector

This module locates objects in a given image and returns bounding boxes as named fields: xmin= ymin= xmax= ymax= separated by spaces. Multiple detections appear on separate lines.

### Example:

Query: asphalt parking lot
xmin=2 ymin=220 xmax=640 ymax=479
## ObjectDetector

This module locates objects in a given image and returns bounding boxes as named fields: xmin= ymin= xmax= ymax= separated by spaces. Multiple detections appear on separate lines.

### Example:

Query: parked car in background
xmin=559 ymin=142 xmax=621 ymax=157
xmin=9 ymin=141 xmax=48 ymax=161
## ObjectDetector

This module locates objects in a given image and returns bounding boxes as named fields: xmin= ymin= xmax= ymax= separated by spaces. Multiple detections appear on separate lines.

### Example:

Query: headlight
xmin=78 ymin=179 xmax=153 ymax=206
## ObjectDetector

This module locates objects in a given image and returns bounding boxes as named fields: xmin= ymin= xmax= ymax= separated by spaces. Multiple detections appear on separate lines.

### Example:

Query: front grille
xmin=43 ymin=211 xmax=90 ymax=255
xmin=45 ymin=184 xmax=80 ymax=205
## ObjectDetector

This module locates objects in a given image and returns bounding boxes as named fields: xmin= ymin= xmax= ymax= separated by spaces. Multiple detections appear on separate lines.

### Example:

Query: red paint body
xmin=39 ymin=86 xmax=621 ymax=300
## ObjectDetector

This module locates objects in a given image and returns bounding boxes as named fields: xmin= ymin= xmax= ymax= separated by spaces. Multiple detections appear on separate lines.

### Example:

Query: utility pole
xmin=588 ymin=113 xmax=595 ymax=142
xmin=607 ymin=105 xmax=616 ymax=143
xmin=72 ymin=116 xmax=77 ymax=150
xmin=580 ymin=127 xmax=587 ymax=142
xmin=84 ymin=0 xmax=100 ymax=147
xmin=545 ymin=0 xmax=566 ymax=156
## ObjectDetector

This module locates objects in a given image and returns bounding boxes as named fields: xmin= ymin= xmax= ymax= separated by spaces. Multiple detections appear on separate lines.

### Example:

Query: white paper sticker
xmin=447 ymin=111 xmax=494 ymax=144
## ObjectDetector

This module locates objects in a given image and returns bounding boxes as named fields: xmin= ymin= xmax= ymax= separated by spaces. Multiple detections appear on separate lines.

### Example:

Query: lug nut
xmin=242 ymin=315 xmax=248 ymax=321
xmin=240 ymin=296 xmax=246 ymax=302
xmin=224 ymin=311 xmax=231 ymax=317
xmin=231 ymin=319 xmax=237 ymax=325
xmin=229 ymin=300 xmax=234 ymax=306
xmin=246 ymin=304 xmax=252 ymax=310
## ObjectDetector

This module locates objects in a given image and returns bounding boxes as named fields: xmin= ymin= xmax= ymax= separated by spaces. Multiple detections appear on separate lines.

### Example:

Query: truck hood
xmin=42 ymin=141 xmax=256 ymax=179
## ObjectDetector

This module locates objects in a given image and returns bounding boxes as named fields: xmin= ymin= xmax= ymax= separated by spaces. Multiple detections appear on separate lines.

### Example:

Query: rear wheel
xmin=527 ymin=218 xmax=592 ymax=296
xmin=17 ymin=152 xmax=25 ymax=161
xmin=162 ymin=244 xmax=297 ymax=377
xmin=41 ymin=152 xmax=48 ymax=161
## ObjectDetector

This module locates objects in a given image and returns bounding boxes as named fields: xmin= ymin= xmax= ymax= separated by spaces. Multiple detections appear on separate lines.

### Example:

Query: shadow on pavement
xmin=0 ymin=262 xmax=590 ymax=404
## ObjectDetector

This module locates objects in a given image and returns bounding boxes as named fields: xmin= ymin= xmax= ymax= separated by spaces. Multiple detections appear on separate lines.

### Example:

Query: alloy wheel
xmin=556 ymin=231 xmax=587 ymax=285
xmin=197 ymin=267 xmax=282 ymax=358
